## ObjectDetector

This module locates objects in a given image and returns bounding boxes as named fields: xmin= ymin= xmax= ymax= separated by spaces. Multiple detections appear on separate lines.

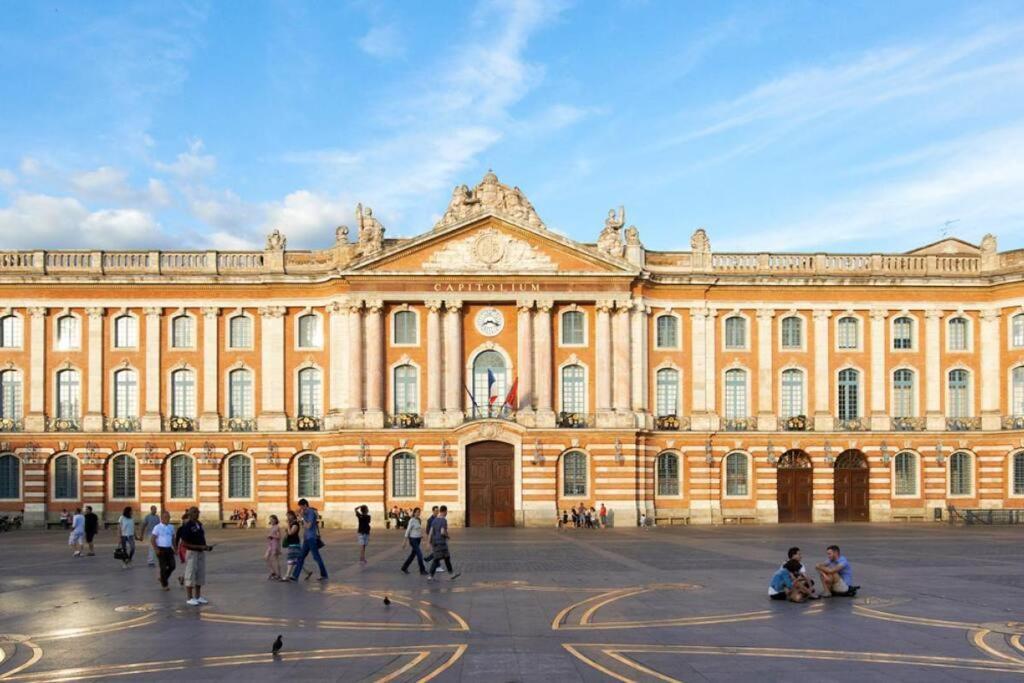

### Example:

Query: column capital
xmin=756 ymin=308 xmax=776 ymax=321
xmin=924 ymin=309 xmax=943 ymax=320
xmin=516 ymin=299 xmax=534 ymax=313
xmin=596 ymin=299 xmax=615 ymax=313
xmin=981 ymin=309 xmax=1000 ymax=323
xmin=812 ymin=309 xmax=832 ymax=321
xmin=258 ymin=305 xmax=286 ymax=319
xmin=689 ymin=307 xmax=709 ymax=321
xmin=631 ymin=299 xmax=649 ymax=314
xmin=143 ymin=306 xmax=162 ymax=317
xmin=424 ymin=299 xmax=444 ymax=313
xmin=365 ymin=300 xmax=384 ymax=314
xmin=346 ymin=299 xmax=364 ymax=314
xmin=85 ymin=306 xmax=105 ymax=319
xmin=28 ymin=306 xmax=47 ymax=318
xmin=444 ymin=299 xmax=463 ymax=312
xmin=869 ymin=309 xmax=888 ymax=321
xmin=535 ymin=299 xmax=554 ymax=314
xmin=201 ymin=306 xmax=220 ymax=319
xmin=326 ymin=299 xmax=346 ymax=314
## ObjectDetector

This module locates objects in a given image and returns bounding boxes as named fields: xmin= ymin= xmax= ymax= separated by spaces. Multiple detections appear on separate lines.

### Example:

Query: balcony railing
xmin=779 ymin=415 xmax=811 ymax=431
xmin=164 ymin=415 xmax=195 ymax=432
xmin=385 ymin=413 xmax=423 ymax=429
xmin=221 ymin=417 xmax=257 ymax=432
xmin=46 ymin=416 xmax=80 ymax=432
xmin=836 ymin=417 xmax=869 ymax=431
xmin=467 ymin=406 xmax=517 ymax=422
xmin=1002 ymin=416 xmax=1024 ymax=430
xmin=0 ymin=417 xmax=23 ymax=432
xmin=556 ymin=411 xmax=593 ymax=428
xmin=290 ymin=415 xmax=322 ymax=431
xmin=892 ymin=416 xmax=926 ymax=431
xmin=722 ymin=417 xmax=757 ymax=432
xmin=946 ymin=417 xmax=981 ymax=431
xmin=106 ymin=416 xmax=141 ymax=432
xmin=654 ymin=414 xmax=689 ymax=431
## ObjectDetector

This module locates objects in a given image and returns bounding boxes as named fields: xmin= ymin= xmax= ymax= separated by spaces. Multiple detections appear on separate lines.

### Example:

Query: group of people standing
xmin=559 ymin=503 xmax=608 ymax=529
xmin=264 ymin=498 xmax=328 ymax=582
xmin=769 ymin=545 xmax=859 ymax=603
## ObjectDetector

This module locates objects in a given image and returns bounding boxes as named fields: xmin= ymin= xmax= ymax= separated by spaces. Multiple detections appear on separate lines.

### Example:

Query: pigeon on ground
xmin=383 ymin=595 xmax=391 ymax=607
xmin=272 ymin=635 xmax=283 ymax=656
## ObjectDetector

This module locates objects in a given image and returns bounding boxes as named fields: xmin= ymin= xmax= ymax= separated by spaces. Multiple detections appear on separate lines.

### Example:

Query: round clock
xmin=475 ymin=307 xmax=504 ymax=336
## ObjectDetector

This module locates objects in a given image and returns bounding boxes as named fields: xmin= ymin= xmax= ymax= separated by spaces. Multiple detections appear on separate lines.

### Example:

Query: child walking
xmin=265 ymin=514 xmax=282 ymax=580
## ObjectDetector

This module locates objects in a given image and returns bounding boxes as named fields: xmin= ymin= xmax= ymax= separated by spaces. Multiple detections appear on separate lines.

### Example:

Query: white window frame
xmin=226 ymin=312 xmax=255 ymax=351
xmin=168 ymin=311 xmax=197 ymax=350
xmin=558 ymin=307 xmax=588 ymax=348
xmin=108 ymin=452 xmax=138 ymax=501
xmin=1010 ymin=312 xmax=1024 ymax=349
xmin=53 ymin=311 xmax=82 ymax=351
xmin=167 ymin=365 xmax=197 ymax=419
xmin=111 ymin=366 xmax=140 ymax=419
xmin=295 ymin=309 xmax=324 ymax=350
xmin=778 ymin=366 xmax=806 ymax=419
xmin=0 ymin=452 xmax=22 ymax=500
xmin=1008 ymin=365 xmax=1024 ymax=416
xmin=557 ymin=358 xmax=589 ymax=414
xmin=0 ymin=311 xmax=24 ymax=350
xmin=722 ymin=451 xmax=752 ymax=499
xmin=722 ymin=366 xmax=749 ymax=419
xmin=890 ymin=313 xmax=918 ymax=352
xmin=890 ymin=366 xmax=919 ymax=418
xmin=835 ymin=365 xmax=863 ymax=420
xmin=295 ymin=364 xmax=324 ymax=418
xmin=465 ymin=344 xmax=513 ymax=414
xmin=52 ymin=366 xmax=82 ymax=421
xmin=389 ymin=451 xmax=419 ymax=500
xmin=655 ymin=450 xmax=683 ymax=498
xmin=944 ymin=366 xmax=973 ymax=418
xmin=224 ymin=453 xmax=254 ymax=501
xmin=653 ymin=363 xmax=682 ymax=418
xmin=390 ymin=306 xmax=419 ymax=347
xmin=1009 ymin=450 xmax=1024 ymax=498
xmin=294 ymin=451 xmax=323 ymax=500
xmin=225 ymin=365 xmax=256 ymax=419
xmin=0 ymin=368 xmax=23 ymax=421
xmin=945 ymin=314 xmax=972 ymax=353
xmin=892 ymin=450 xmax=920 ymax=498
xmin=778 ymin=313 xmax=806 ymax=352
xmin=167 ymin=453 xmax=195 ymax=500
xmin=560 ymin=449 xmax=589 ymax=498
xmin=835 ymin=313 xmax=863 ymax=352
xmin=947 ymin=450 xmax=975 ymax=498
xmin=390 ymin=360 xmax=420 ymax=415
xmin=722 ymin=313 xmax=750 ymax=351
xmin=51 ymin=452 xmax=81 ymax=501
xmin=654 ymin=312 xmax=682 ymax=351
xmin=112 ymin=312 xmax=139 ymax=350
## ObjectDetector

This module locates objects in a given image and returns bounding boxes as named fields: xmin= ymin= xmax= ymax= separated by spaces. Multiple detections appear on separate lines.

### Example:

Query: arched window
xmin=472 ymin=350 xmax=506 ymax=417
xmin=655 ymin=368 xmax=679 ymax=417
xmin=393 ymin=364 xmax=418 ymax=414
xmin=171 ymin=315 xmax=194 ymax=348
xmin=724 ymin=316 xmax=746 ymax=349
xmin=562 ymin=451 xmax=587 ymax=496
xmin=893 ymin=369 xmax=915 ymax=418
xmin=54 ymin=454 xmax=77 ymax=499
xmin=724 ymin=452 xmax=749 ymax=496
xmin=561 ymin=365 xmax=585 ymax=414
xmin=656 ymin=315 xmax=679 ymax=349
xmin=893 ymin=316 xmax=913 ymax=350
xmin=393 ymin=310 xmax=417 ymax=345
xmin=1014 ymin=367 xmax=1024 ymax=416
xmin=781 ymin=316 xmax=802 ymax=349
xmin=780 ymin=368 xmax=804 ymax=418
xmin=0 ymin=453 xmax=19 ymax=499
xmin=229 ymin=315 xmax=252 ymax=349
xmin=114 ymin=315 xmax=137 ymax=348
xmin=113 ymin=369 xmax=138 ymax=418
xmin=1013 ymin=452 xmax=1024 ymax=496
xmin=0 ymin=314 xmax=22 ymax=348
xmin=228 ymin=368 xmax=253 ymax=418
xmin=837 ymin=316 xmax=859 ymax=350
xmin=948 ymin=317 xmax=968 ymax=351
xmin=0 ymin=370 xmax=22 ymax=421
xmin=171 ymin=369 xmax=196 ymax=418
xmin=298 ymin=367 xmax=322 ymax=417
xmin=656 ymin=452 xmax=680 ymax=496
xmin=837 ymin=368 xmax=860 ymax=420
xmin=297 ymin=453 xmax=321 ymax=498
xmin=1014 ymin=314 xmax=1024 ymax=349
xmin=894 ymin=451 xmax=917 ymax=496
xmin=297 ymin=313 xmax=322 ymax=348
xmin=561 ymin=310 xmax=584 ymax=345
xmin=111 ymin=453 xmax=136 ymax=499
xmin=947 ymin=369 xmax=969 ymax=418
xmin=169 ymin=454 xmax=193 ymax=499
xmin=724 ymin=368 xmax=747 ymax=419
xmin=227 ymin=454 xmax=252 ymax=499
xmin=56 ymin=369 xmax=80 ymax=419
xmin=392 ymin=452 xmax=416 ymax=498
xmin=949 ymin=451 xmax=972 ymax=496
xmin=56 ymin=314 xmax=79 ymax=350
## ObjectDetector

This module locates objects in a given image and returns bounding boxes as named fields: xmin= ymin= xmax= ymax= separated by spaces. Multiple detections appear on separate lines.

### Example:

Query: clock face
xmin=475 ymin=307 xmax=504 ymax=336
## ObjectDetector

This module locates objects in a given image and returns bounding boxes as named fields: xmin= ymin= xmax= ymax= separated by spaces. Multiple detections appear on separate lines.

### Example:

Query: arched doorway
xmin=834 ymin=449 xmax=869 ymax=522
xmin=465 ymin=441 xmax=514 ymax=527
xmin=776 ymin=449 xmax=813 ymax=523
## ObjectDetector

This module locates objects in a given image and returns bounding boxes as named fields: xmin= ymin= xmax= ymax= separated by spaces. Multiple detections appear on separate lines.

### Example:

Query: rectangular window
xmin=561 ymin=366 xmax=585 ymax=413
xmin=893 ymin=370 xmax=914 ymax=418
xmin=172 ymin=316 xmax=194 ymax=348
xmin=725 ymin=318 xmax=746 ymax=349
xmin=229 ymin=371 xmax=253 ymax=419
xmin=561 ymin=311 xmax=584 ymax=346
xmin=0 ymin=316 xmax=22 ymax=348
xmin=726 ymin=455 xmax=748 ymax=496
xmin=1014 ymin=316 xmax=1024 ymax=348
xmin=298 ymin=315 xmax=322 ymax=348
xmin=393 ymin=311 xmax=417 ymax=345
xmin=893 ymin=318 xmax=913 ymax=350
xmin=895 ymin=454 xmax=917 ymax=496
xmin=0 ymin=373 xmax=22 ymax=420
xmin=114 ymin=372 xmax=138 ymax=418
xmin=838 ymin=370 xmax=859 ymax=420
xmin=394 ymin=366 xmax=418 ymax=414
xmin=1013 ymin=368 xmax=1024 ymax=415
xmin=837 ymin=318 xmax=858 ymax=349
xmin=114 ymin=316 xmax=137 ymax=348
xmin=56 ymin=316 xmax=79 ymax=350
xmin=724 ymin=371 xmax=747 ymax=419
xmin=656 ymin=316 xmax=678 ymax=349
xmin=780 ymin=370 xmax=803 ymax=418
xmin=948 ymin=318 xmax=968 ymax=351
xmin=172 ymin=372 xmax=196 ymax=418
xmin=229 ymin=317 xmax=252 ymax=348
xmin=781 ymin=317 xmax=802 ymax=349
xmin=948 ymin=371 xmax=969 ymax=418
xmin=655 ymin=369 xmax=679 ymax=417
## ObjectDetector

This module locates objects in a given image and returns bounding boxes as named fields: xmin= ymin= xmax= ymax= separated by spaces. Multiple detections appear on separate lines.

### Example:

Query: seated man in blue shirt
xmin=815 ymin=544 xmax=859 ymax=597
xmin=769 ymin=559 xmax=814 ymax=602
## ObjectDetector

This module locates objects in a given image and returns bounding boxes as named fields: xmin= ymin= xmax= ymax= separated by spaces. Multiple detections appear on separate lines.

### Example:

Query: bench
xmin=46 ymin=521 xmax=66 ymax=530
xmin=891 ymin=514 xmax=926 ymax=522
xmin=722 ymin=515 xmax=757 ymax=525
xmin=654 ymin=516 xmax=690 ymax=526
xmin=220 ymin=520 xmax=243 ymax=528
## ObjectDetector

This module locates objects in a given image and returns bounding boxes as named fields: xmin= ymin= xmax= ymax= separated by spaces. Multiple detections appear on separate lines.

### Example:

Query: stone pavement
xmin=1 ymin=523 xmax=1023 ymax=682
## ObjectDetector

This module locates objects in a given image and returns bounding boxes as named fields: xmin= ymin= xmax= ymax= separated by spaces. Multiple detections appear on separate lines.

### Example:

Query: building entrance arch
xmin=776 ymin=449 xmax=813 ymax=523
xmin=465 ymin=441 xmax=514 ymax=527
xmin=834 ymin=449 xmax=869 ymax=522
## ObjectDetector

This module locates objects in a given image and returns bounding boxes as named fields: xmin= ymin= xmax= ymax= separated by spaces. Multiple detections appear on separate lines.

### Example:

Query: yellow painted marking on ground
xmin=198 ymin=612 xmax=449 ymax=631
xmin=1011 ymin=635 xmax=1024 ymax=654
xmin=417 ymin=644 xmax=467 ymax=683
xmin=581 ymin=589 xmax=650 ymax=625
xmin=553 ymin=588 xmax=636 ymax=630
xmin=0 ymin=639 xmax=43 ymax=681
xmin=562 ymin=644 xmax=636 ymax=683
xmin=375 ymin=650 xmax=430 ymax=683
xmin=604 ymin=650 xmax=681 ymax=683
xmin=559 ymin=611 xmax=772 ymax=631
xmin=970 ymin=629 xmax=1024 ymax=665
xmin=853 ymin=605 xmax=977 ymax=630
xmin=31 ymin=613 xmax=156 ymax=642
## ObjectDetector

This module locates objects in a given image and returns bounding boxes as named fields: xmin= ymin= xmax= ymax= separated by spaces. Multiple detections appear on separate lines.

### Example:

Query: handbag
xmin=114 ymin=545 xmax=127 ymax=561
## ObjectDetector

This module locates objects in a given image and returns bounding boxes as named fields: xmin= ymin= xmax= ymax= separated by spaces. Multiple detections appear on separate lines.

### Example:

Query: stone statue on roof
xmin=265 ymin=228 xmax=287 ymax=251
xmin=433 ymin=171 xmax=545 ymax=231
xmin=355 ymin=203 xmax=385 ymax=257
xmin=597 ymin=206 xmax=625 ymax=258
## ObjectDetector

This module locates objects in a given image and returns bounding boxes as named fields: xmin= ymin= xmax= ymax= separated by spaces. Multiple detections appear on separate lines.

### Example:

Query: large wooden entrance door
xmin=834 ymin=449 xmax=869 ymax=522
xmin=777 ymin=450 xmax=813 ymax=523
xmin=466 ymin=441 xmax=515 ymax=527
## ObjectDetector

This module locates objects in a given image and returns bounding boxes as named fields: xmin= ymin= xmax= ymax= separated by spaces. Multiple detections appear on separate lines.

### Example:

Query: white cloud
xmin=19 ymin=157 xmax=42 ymax=176
xmin=358 ymin=24 xmax=404 ymax=60
xmin=156 ymin=139 xmax=216 ymax=180
xmin=71 ymin=165 xmax=172 ymax=206
xmin=264 ymin=190 xmax=350 ymax=245
xmin=0 ymin=193 xmax=163 ymax=249
xmin=0 ymin=169 xmax=15 ymax=188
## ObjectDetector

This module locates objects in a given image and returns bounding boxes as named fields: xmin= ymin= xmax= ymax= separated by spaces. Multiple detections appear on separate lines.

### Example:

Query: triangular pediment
xmin=349 ymin=213 xmax=638 ymax=276
xmin=906 ymin=237 xmax=979 ymax=255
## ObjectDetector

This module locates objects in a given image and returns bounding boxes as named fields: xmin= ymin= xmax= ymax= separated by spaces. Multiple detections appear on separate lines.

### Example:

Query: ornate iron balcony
xmin=836 ymin=417 xmax=869 ymax=431
xmin=946 ymin=417 xmax=981 ymax=431
xmin=722 ymin=417 xmax=757 ymax=432
xmin=165 ymin=415 xmax=195 ymax=432
xmin=556 ymin=411 xmax=593 ymax=428
xmin=654 ymin=414 xmax=685 ymax=431
xmin=0 ymin=417 xmax=23 ymax=432
xmin=291 ymin=415 xmax=322 ymax=431
xmin=467 ymin=406 xmax=517 ymax=422
xmin=386 ymin=413 xmax=423 ymax=428
xmin=107 ymin=416 xmax=141 ymax=432
xmin=1002 ymin=415 xmax=1024 ymax=430
xmin=892 ymin=416 xmax=926 ymax=431
xmin=46 ymin=416 xmax=80 ymax=432
xmin=221 ymin=417 xmax=257 ymax=432
xmin=778 ymin=415 xmax=810 ymax=431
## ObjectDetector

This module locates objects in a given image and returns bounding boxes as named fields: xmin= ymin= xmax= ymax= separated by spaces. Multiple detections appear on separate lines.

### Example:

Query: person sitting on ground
xmin=769 ymin=559 xmax=815 ymax=602
xmin=784 ymin=546 xmax=818 ymax=598
xmin=815 ymin=544 xmax=859 ymax=597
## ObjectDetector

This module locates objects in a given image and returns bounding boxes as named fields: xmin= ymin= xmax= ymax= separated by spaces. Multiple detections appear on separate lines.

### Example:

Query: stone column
xmin=25 ymin=307 xmax=46 ymax=431
xmin=443 ymin=299 xmax=464 ymax=425
xmin=324 ymin=300 xmax=348 ymax=430
xmin=869 ymin=310 xmax=889 ymax=430
xmin=424 ymin=300 xmax=444 ymax=427
xmin=612 ymin=300 xmax=632 ymax=417
xmin=346 ymin=300 xmax=364 ymax=424
xmin=924 ymin=309 xmax=944 ymax=430
xmin=812 ymin=309 xmax=833 ymax=431
xmin=630 ymin=300 xmax=649 ymax=421
xmin=980 ymin=309 xmax=1001 ymax=430
xmin=257 ymin=306 xmax=287 ymax=431
xmin=756 ymin=309 xmax=775 ymax=430
xmin=363 ymin=300 xmax=385 ymax=428
xmin=533 ymin=300 xmax=555 ymax=427
xmin=516 ymin=300 xmax=534 ymax=418
xmin=690 ymin=308 xmax=709 ymax=430
xmin=704 ymin=310 xmax=719 ymax=429
xmin=198 ymin=307 xmax=220 ymax=431
xmin=83 ymin=307 xmax=105 ymax=432
xmin=595 ymin=300 xmax=614 ymax=423
xmin=142 ymin=307 xmax=162 ymax=431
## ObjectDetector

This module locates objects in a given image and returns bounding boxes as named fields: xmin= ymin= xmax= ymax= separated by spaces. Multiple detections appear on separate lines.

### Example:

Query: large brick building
xmin=1 ymin=172 xmax=1023 ymax=527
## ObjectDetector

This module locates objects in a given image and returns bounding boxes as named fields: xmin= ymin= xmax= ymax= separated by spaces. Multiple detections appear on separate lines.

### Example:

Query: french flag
xmin=487 ymin=369 xmax=500 ymax=405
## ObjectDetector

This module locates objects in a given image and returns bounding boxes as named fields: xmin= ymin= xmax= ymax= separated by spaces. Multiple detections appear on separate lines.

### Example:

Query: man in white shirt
xmin=150 ymin=510 xmax=177 ymax=590
xmin=68 ymin=508 xmax=85 ymax=557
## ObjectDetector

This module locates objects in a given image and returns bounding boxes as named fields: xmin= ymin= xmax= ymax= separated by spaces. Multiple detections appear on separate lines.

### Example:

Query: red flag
xmin=504 ymin=377 xmax=519 ymax=409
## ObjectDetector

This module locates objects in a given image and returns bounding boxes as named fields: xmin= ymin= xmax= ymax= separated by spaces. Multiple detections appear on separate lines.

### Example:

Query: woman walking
xmin=281 ymin=510 xmax=302 ymax=582
xmin=400 ymin=507 xmax=427 ymax=575
xmin=117 ymin=506 xmax=136 ymax=568
xmin=265 ymin=514 xmax=282 ymax=580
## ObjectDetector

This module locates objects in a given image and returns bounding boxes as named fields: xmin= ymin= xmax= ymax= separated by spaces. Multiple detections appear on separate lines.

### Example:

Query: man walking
xmin=426 ymin=505 xmax=460 ymax=582
xmin=179 ymin=507 xmax=213 ymax=605
xmin=290 ymin=498 xmax=328 ymax=581
xmin=150 ymin=510 xmax=177 ymax=590
xmin=83 ymin=505 xmax=99 ymax=556
xmin=68 ymin=508 xmax=85 ymax=557
xmin=140 ymin=505 xmax=161 ymax=567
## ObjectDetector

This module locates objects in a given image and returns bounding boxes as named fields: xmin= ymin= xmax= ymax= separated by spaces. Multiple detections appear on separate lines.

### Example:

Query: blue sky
xmin=1 ymin=1 xmax=1023 ymax=254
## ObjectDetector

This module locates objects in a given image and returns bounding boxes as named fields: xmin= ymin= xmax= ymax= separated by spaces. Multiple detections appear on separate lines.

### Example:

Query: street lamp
xmin=440 ymin=440 xmax=452 ymax=466
xmin=532 ymin=439 xmax=544 ymax=466
xmin=614 ymin=439 xmax=624 ymax=465
xmin=704 ymin=440 xmax=714 ymax=465
xmin=766 ymin=441 xmax=776 ymax=465
xmin=265 ymin=441 xmax=279 ymax=466
xmin=880 ymin=440 xmax=890 ymax=464
xmin=358 ymin=438 xmax=369 ymax=464
xmin=935 ymin=441 xmax=945 ymax=465
xmin=824 ymin=440 xmax=834 ymax=465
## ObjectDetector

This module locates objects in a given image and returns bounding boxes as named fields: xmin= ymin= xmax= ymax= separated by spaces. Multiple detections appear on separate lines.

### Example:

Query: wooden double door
xmin=777 ymin=469 xmax=813 ymax=523
xmin=834 ymin=450 xmax=870 ymax=522
xmin=466 ymin=441 xmax=515 ymax=527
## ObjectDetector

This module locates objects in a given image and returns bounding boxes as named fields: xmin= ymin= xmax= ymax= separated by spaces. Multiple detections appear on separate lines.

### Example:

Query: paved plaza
xmin=1 ymin=523 xmax=1023 ymax=682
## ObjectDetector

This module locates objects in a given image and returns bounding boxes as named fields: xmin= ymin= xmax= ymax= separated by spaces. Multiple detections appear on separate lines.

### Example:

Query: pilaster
xmin=443 ymin=299 xmax=464 ymax=426
xmin=924 ymin=309 xmax=944 ymax=430
xmin=424 ymin=300 xmax=445 ymax=427
xmin=363 ymin=300 xmax=385 ymax=428
xmin=980 ymin=309 xmax=1001 ymax=430
xmin=346 ymin=300 xmax=364 ymax=425
xmin=703 ymin=309 xmax=719 ymax=430
xmin=516 ymin=300 xmax=535 ymax=422
xmin=756 ymin=309 xmax=775 ymax=430
xmin=82 ymin=307 xmax=104 ymax=432
xmin=198 ymin=307 xmax=220 ymax=431
xmin=630 ymin=300 xmax=649 ymax=426
xmin=324 ymin=300 xmax=348 ymax=430
xmin=612 ymin=300 xmax=632 ymax=414
xmin=142 ymin=307 xmax=162 ymax=431
xmin=25 ymin=307 xmax=46 ymax=431
xmin=689 ymin=308 xmax=710 ymax=430
xmin=257 ymin=305 xmax=287 ymax=431
xmin=533 ymin=300 xmax=555 ymax=427
xmin=595 ymin=300 xmax=615 ymax=426
xmin=869 ymin=310 xmax=889 ymax=430
xmin=812 ymin=309 xmax=833 ymax=431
